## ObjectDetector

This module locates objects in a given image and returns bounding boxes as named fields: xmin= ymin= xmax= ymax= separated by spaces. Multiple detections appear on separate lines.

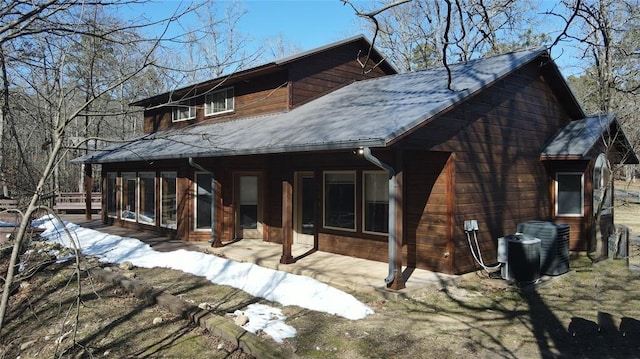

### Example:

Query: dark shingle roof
xmin=76 ymin=47 xmax=554 ymax=164
xmin=541 ymin=114 xmax=639 ymax=164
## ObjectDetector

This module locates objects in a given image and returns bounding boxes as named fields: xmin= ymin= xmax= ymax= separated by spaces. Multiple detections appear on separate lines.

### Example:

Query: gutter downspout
xmin=362 ymin=147 xmax=397 ymax=285
xmin=188 ymin=158 xmax=216 ymax=244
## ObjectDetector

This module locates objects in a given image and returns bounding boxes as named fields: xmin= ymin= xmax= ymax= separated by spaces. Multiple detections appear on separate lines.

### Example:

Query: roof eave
xmin=539 ymin=154 xmax=588 ymax=161
xmin=539 ymin=54 xmax=586 ymax=120
xmin=72 ymin=138 xmax=387 ymax=164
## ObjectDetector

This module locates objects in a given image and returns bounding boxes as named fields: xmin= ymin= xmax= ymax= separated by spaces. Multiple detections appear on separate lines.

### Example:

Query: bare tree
xmin=161 ymin=0 xmax=262 ymax=87
xmin=0 ymin=0 xmax=202 ymax=337
xmin=549 ymin=0 xmax=640 ymax=260
xmin=346 ymin=0 xmax=542 ymax=73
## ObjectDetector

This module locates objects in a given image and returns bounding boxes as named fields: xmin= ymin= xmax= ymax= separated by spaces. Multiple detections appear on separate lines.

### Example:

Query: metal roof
xmin=541 ymin=114 xmax=639 ymax=164
xmin=76 ymin=47 xmax=551 ymax=164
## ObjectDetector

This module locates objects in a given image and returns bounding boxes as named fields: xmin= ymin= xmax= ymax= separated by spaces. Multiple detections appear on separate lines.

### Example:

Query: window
xmin=106 ymin=172 xmax=117 ymax=218
xmin=161 ymin=172 xmax=177 ymax=229
xmin=323 ymin=171 xmax=356 ymax=231
xmin=239 ymin=175 xmax=258 ymax=230
xmin=205 ymin=87 xmax=234 ymax=116
xmin=556 ymin=173 xmax=583 ymax=216
xmin=363 ymin=171 xmax=389 ymax=234
xmin=121 ymin=172 xmax=137 ymax=221
xmin=138 ymin=172 xmax=156 ymax=225
xmin=172 ymin=101 xmax=195 ymax=122
xmin=593 ymin=154 xmax=612 ymax=215
xmin=195 ymin=173 xmax=213 ymax=230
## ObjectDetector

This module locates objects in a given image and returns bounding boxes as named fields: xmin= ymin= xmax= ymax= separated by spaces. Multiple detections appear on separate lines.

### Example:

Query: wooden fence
xmin=1 ymin=193 xmax=101 ymax=214
xmin=0 ymin=198 xmax=19 ymax=210
xmin=53 ymin=192 xmax=102 ymax=214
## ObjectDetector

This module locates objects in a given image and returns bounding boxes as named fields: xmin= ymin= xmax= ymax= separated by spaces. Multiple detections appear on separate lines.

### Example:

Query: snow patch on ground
xmin=33 ymin=215 xmax=373 ymax=343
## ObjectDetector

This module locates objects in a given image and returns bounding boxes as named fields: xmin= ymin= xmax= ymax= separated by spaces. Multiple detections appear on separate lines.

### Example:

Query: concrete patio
xmin=57 ymin=214 xmax=458 ymax=296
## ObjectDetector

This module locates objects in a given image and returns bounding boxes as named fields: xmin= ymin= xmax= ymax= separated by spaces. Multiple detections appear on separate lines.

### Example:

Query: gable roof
xmin=76 ymin=46 xmax=578 ymax=164
xmin=131 ymin=35 xmax=396 ymax=107
xmin=541 ymin=114 xmax=639 ymax=164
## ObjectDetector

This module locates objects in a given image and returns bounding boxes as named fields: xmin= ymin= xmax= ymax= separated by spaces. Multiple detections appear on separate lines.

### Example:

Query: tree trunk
xmin=0 ymin=122 xmax=66 ymax=335
xmin=0 ymin=107 xmax=7 ymax=198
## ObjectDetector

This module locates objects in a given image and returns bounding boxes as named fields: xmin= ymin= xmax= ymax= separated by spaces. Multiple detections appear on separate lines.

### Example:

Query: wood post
xmin=280 ymin=178 xmax=294 ymax=264
xmin=211 ymin=178 xmax=224 ymax=248
xmin=388 ymin=152 xmax=405 ymax=290
xmin=84 ymin=163 xmax=92 ymax=220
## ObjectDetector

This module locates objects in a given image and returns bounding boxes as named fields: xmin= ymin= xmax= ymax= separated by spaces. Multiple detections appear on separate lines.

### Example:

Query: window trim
xmin=233 ymin=172 xmax=263 ymax=239
xmin=172 ymin=101 xmax=196 ymax=122
xmin=121 ymin=172 xmax=137 ymax=222
xmin=323 ymin=170 xmax=357 ymax=232
xmin=106 ymin=172 xmax=118 ymax=219
xmin=362 ymin=170 xmax=389 ymax=236
xmin=138 ymin=171 xmax=156 ymax=226
xmin=194 ymin=172 xmax=213 ymax=232
xmin=160 ymin=171 xmax=177 ymax=229
xmin=555 ymin=172 xmax=584 ymax=217
xmin=204 ymin=87 xmax=234 ymax=116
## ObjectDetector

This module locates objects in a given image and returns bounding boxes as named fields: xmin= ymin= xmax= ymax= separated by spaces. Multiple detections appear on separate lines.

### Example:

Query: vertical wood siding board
xmin=178 ymin=166 xmax=191 ymax=241
xmin=402 ymin=151 xmax=452 ymax=271
xmin=287 ymin=79 xmax=292 ymax=110
xmin=443 ymin=65 xmax=559 ymax=270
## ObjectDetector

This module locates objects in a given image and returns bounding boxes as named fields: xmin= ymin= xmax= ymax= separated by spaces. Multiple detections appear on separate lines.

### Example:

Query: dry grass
xmin=2 ymin=193 xmax=640 ymax=358
xmin=615 ymin=179 xmax=640 ymax=235
xmin=0 ymin=245 xmax=252 ymax=359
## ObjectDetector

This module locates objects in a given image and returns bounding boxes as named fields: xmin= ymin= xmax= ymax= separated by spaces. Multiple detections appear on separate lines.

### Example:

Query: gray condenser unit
xmin=498 ymin=234 xmax=541 ymax=284
xmin=517 ymin=221 xmax=570 ymax=276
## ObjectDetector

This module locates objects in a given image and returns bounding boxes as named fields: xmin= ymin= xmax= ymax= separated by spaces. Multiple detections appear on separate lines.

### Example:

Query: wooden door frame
xmin=233 ymin=171 xmax=264 ymax=240
xmin=293 ymin=171 xmax=315 ymax=245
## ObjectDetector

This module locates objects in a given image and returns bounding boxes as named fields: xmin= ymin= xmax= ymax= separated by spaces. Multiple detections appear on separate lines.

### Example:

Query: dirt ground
xmin=2 ymin=181 xmax=640 ymax=358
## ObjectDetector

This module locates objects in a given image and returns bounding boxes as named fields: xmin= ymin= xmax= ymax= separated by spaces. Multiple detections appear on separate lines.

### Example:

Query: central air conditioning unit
xmin=517 ymin=221 xmax=570 ymax=276
xmin=497 ymin=234 xmax=541 ymax=284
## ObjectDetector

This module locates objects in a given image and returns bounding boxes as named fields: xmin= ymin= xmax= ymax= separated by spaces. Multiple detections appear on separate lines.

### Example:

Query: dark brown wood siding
xmin=402 ymin=61 xmax=572 ymax=274
xmin=289 ymin=43 xmax=390 ymax=107
xmin=404 ymin=151 xmax=454 ymax=273
xmin=546 ymin=159 xmax=594 ymax=251
xmin=142 ymin=71 xmax=290 ymax=133
xmin=141 ymin=41 xmax=394 ymax=134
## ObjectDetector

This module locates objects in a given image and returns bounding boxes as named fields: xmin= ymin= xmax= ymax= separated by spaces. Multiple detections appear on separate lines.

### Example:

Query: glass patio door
xmin=294 ymin=172 xmax=315 ymax=246
xmin=235 ymin=174 xmax=262 ymax=239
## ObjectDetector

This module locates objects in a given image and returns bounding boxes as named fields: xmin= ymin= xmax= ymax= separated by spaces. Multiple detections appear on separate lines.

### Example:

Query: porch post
xmin=280 ymin=177 xmax=295 ymax=264
xmin=84 ymin=163 xmax=92 ymax=220
xmin=211 ymin=178 xmax=224 ymax=248
xmin=388 ymin=152 xmax=405 ymax=290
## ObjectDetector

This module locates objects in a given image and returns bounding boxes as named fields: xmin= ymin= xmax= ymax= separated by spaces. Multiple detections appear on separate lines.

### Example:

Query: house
xmin=75 ymin=36 xmax=638 ymax=290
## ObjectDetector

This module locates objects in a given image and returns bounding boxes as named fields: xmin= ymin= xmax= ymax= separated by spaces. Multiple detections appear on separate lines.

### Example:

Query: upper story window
xmin=172 ymin=101 xmax=196 ymax=122
xmin=205 ymin=87 xmax=234 ymax=116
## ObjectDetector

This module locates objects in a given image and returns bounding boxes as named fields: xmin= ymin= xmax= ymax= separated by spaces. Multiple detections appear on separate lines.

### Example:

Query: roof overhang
xmin=73 ymin=140 xmax=387 ymax=164
xmin=541 ymin=114 xmax=639 ymax=164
